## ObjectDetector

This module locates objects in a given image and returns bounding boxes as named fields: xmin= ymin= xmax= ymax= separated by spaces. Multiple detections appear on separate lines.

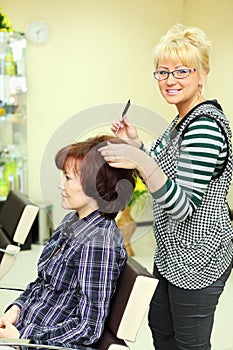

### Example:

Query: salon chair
xmin=0 ymin=190 xmax=39 ymax=279
xmin=93 ymin=255 xmax=158 ymax=349
xmin=0 ymin=256 xmax=158 ymax=349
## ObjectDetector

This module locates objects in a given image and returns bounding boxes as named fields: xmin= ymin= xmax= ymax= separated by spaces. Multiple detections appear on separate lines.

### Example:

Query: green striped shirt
xmin=152 ymin=116 xmax=227 ymax=221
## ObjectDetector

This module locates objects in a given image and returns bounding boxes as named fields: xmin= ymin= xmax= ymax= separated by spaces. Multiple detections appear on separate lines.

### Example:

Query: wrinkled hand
xmin=0 ymin=316 xmax=20 ymax=338
xmin=112 ymin=116 xmax=141 ymax=147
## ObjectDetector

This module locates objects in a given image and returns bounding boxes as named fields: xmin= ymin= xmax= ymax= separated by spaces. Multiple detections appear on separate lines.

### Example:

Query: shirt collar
xmin=63 ymin=210 xmax=107 ymax=238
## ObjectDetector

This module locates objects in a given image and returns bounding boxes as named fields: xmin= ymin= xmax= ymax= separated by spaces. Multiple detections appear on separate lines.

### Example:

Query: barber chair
xmin=0 ymin=255 xmax=158 ymax=349
xmin=0 ymin=190 xmax=39 ymax=279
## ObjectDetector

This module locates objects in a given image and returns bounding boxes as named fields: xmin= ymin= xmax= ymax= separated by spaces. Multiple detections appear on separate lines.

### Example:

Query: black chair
xmin=0 ymin=190 xmax=38 ymax=279
xmin=92 ymin=255 xmax=159 ymax=349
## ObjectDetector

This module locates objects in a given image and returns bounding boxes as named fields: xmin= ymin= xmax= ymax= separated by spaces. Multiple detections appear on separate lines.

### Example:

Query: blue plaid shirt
xmin=12 ymin=210 xmax=127 ymax=347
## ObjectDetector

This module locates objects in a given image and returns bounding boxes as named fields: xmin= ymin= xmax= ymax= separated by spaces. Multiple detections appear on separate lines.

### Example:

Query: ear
xmin=198 ymin=69 xmax=207 ymax=86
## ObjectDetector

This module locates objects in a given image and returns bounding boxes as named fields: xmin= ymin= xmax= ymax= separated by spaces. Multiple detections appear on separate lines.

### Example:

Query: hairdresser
xmin=99 ymin=24 xmax=233 ymax=349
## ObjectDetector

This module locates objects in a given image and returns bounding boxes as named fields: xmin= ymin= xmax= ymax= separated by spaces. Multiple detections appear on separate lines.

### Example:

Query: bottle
xmin=0 ymin=53 xmax=4 ymax=75
xmin=4 ymin=49 xmax=16 ymax=76
xmin=17 ymin=159 xmax=24 ymax=192
xmin=0 ymin=164 xmax=9 ymax=200
xmin=0 ymin=180 xmax=9 ymax=201
xmin=0 ymin=100 xmax=5 ymax=116
xmin=3 ymin=160 xmax=15 ymax=190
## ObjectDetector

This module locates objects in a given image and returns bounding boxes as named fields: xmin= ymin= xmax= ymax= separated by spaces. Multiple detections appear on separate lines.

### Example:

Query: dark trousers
xmin=148 ymin=262 xmax=232 ymax=350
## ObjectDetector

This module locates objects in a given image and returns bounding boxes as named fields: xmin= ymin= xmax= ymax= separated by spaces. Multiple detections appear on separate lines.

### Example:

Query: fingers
xmin=0 ymin=316 xmax=20 ymax=338
xmin=0 ymin=317 xmax=4 ymax=328
xmin=0 ymin=315 xmax=8 ymax=330
xmin=112 ymin=115 xmax=129 ymax=136
xmin=98 ymin=142 xmax=114 ymax=154
xmin=98 ymin=145 xmax=122 ymax=165
xmin=105 ymin=162 xmax=122 ymax=168
xmin=114 ymin=123 xmax=124 ymax=136
xmin=1 ymin=315 xmax=8 ymax=325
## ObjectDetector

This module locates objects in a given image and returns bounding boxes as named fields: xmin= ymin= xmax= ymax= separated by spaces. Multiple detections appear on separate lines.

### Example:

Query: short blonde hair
xmin=153 ymin=24 xmax=212 ymax=75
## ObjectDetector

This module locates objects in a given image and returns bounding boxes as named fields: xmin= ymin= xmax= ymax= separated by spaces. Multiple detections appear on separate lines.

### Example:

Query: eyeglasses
xmin=153 ymin=68 xmax=196 ymax=81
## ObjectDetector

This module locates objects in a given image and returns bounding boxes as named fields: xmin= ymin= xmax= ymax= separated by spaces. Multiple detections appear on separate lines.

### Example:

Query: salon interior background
xmin=2 ymin=0 xmax=233 ymax=223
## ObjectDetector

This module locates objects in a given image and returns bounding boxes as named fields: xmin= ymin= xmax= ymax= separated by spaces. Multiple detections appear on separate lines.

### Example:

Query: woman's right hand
xmin=112 ymin=116 xmax=141 ymax=148
xmin=0 ymin=305 xmax=20 ymax=327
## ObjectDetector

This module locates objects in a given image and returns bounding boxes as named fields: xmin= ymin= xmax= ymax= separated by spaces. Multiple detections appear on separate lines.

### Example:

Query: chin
xmin=61 ymin=199 xmax=70 ymax=210
xmin=164 ymin=96 xmax=179 ymax=104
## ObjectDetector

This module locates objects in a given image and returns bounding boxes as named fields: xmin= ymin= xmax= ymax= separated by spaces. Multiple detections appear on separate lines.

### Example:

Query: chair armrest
xmin=0 ymin=245 xmax=20 ymax=279
xmin=0 ymin=339 xmax=96 ymax=350
xmin=0 ymin=248 xmax=17 ymax=256
xmin=0 ymin=286 xmax=24 ymax=291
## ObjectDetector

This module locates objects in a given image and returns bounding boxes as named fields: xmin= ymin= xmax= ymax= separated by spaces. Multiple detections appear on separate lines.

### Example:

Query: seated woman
xmin=0 ymin=135 xmax=136 ymax=348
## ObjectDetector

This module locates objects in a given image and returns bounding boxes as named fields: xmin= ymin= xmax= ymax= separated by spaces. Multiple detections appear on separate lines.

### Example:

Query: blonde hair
xmin=153 ymin=24 xmax=212 ymax=75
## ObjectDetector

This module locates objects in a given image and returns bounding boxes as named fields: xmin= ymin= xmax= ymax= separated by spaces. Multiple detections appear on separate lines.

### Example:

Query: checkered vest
xmin=150 ymin=101 xmax=233 ymax=289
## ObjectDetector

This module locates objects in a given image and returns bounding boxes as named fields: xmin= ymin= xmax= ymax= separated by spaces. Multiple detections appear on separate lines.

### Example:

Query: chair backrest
xmin=0 ymin=190 xmax=39 ymax=279
xmin=94 ymin=255 xmax=159 ymax=349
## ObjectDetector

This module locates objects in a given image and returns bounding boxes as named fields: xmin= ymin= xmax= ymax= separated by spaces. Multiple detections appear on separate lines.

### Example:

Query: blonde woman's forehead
xmin=155 ymin=47 xmax=198 ymax=69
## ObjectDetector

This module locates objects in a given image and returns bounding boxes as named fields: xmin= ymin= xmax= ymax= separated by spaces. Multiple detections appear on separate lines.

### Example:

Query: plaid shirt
xmin=12 ymin=210 xmax=127 ymax=347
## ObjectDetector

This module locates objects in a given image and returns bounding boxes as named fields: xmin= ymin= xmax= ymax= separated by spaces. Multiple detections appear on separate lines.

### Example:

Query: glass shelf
xmin=0 ymin=32 xmax=27 ymax=200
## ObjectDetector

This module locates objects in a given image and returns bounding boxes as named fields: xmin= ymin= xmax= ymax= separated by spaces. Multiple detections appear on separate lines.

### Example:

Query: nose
xmin=166 ymin=73 xmax=176 ymax=84
xmin=58 ymin=177 xmax=64 ymax=189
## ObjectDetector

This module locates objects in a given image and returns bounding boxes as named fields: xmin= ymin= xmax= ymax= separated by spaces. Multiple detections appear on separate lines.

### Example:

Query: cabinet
xmin=0 ymin=32 xmax=27 ymax=200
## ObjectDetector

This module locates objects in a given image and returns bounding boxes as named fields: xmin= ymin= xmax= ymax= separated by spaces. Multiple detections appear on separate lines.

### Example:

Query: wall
xmin=0 ymin=0 xmax=182 ymax=223
xmin=183 ymin=0 xmax=233 ymax=205
xmin=1 ymin=0 xmax=233 ymax=220
xmin=183 ymin=0 xmax=233 ymax=119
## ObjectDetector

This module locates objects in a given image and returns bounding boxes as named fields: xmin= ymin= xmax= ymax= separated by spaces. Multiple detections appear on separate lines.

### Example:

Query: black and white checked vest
xmin=149 ymin=100 xmax=233 ymax=289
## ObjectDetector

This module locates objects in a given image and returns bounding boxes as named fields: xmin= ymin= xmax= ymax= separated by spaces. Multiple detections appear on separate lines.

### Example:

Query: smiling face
xmin=157 ymin=61 xmax=206 ymax=117
xmin=58 ymin=161 xmax=98 ymax=219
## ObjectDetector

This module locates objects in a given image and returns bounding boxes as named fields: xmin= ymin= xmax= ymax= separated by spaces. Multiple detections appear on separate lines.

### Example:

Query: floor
xmin=0 ymin=226 xmax=233 ymax=350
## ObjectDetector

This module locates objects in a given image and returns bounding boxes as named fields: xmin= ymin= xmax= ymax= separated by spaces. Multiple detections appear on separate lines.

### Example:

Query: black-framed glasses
xmin=153 ymin=68 xmax=196 ymax=81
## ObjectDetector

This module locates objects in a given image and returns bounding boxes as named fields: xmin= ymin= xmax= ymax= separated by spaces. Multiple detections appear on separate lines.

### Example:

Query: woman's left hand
xmin=99 ymin=142 xmax=167 ymax=193
xmin=98 ymin=142 xmax=142 ymax=170
xmin=0 ymin=316 xmax=20 ymax=338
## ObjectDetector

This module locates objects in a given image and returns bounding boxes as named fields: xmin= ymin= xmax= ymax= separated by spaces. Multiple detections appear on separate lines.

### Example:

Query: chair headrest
xmin=0 ymin=190 xmax=34 ymax=240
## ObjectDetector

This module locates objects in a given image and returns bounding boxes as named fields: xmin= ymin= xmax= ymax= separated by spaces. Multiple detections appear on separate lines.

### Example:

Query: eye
xmin=63 ymin=171 xmax=72 ymax=181
xmin=177 ymin=68 xmax=188 ymax=74
xmin=159 ymin=70 xmax=169 ymax=75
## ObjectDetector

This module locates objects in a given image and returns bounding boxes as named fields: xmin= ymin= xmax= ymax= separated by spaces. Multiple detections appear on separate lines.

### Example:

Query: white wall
xmin=183 ymin=0 xmax=233 ymax=205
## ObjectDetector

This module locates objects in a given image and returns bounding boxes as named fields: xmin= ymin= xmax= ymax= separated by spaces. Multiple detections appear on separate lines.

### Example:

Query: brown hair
xmin=55 ymin=135 xmax=137 ymax=219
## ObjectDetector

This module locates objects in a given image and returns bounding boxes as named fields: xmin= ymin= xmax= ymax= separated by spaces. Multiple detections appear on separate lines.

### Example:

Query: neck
xmin=77 ymin=200 xmax=99 ymax=219
xmin=176 ymin=96 xmax=206 ymax=124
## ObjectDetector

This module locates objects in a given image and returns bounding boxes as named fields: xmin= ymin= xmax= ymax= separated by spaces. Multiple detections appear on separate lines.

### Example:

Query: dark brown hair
xmin=55 ymin=135 xmax=137 ymax=219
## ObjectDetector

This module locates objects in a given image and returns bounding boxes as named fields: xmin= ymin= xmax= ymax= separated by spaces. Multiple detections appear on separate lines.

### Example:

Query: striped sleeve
xmin=152 ymin=116 xmax=227 ymax=221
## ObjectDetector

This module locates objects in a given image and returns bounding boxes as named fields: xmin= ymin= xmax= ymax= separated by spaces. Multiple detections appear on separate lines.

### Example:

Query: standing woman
xmin=99 ymin=24 xmax=233 ymax=349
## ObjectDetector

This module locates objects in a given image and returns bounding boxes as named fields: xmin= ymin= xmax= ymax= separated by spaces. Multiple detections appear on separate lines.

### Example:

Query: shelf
xmin=0 ymin=32 xmax=28 ymax=197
